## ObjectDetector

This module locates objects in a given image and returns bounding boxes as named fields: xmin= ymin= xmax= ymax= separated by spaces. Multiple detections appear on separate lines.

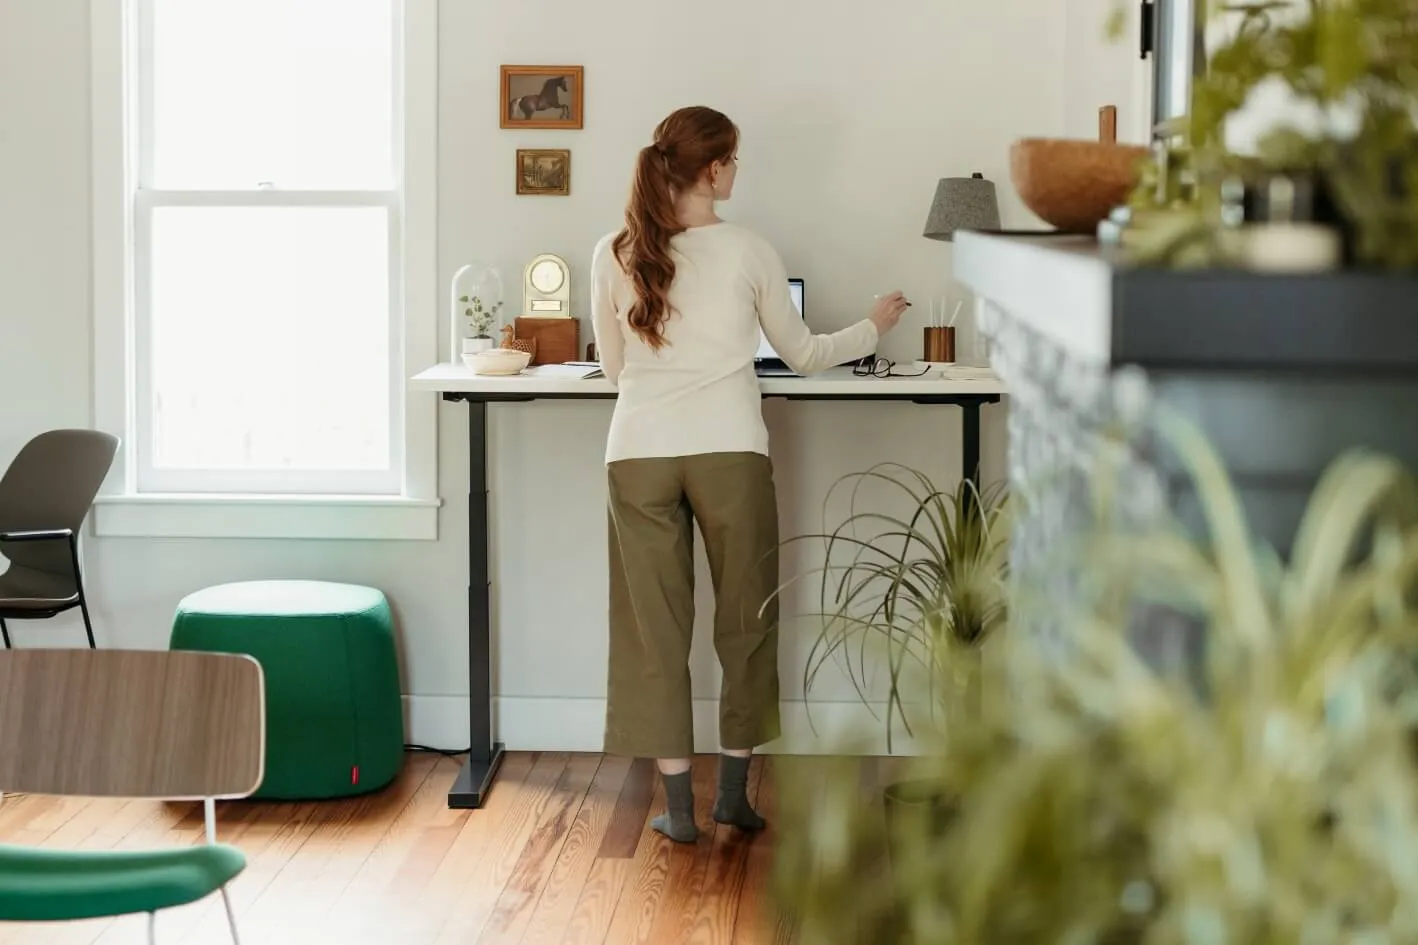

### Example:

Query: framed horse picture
xmin=501 ymin=65 xmax=584 ymax=130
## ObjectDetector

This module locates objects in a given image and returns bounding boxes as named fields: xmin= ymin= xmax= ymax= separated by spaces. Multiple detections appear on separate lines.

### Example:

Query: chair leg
xmin=0 ymin=617 xmax=9 ymax=649
xmin=77 ymin=596 xmax=97 ymax=649
xmin=70 ymin=535 xmax=97 ymax=649
xmin=220 ymin=885 xmax=241 ymax=945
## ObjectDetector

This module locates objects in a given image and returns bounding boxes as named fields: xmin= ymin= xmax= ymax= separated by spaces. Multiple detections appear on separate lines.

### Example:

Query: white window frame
xmin=89 ymin=0 xmax=440 ymax=540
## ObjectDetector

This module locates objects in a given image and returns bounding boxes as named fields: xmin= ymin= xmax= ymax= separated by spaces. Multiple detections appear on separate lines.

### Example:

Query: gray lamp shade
xmin=923 ymin=172 xmax=1001 ymax=242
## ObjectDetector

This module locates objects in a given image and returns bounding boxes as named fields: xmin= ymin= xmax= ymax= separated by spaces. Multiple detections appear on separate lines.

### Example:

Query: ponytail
xmin=612 ymin=146 xmax=684 ymax=351
xmin=612 ymin=106 xmax=739 ymax=352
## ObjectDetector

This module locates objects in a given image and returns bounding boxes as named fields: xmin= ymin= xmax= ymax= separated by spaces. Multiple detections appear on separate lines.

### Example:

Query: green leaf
xmin=1104 ymin=4 xmax=1127 ymax=42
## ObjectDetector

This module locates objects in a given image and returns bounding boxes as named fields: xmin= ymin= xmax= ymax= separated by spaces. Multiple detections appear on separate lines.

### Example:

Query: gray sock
xmin=650 ymin=770 xmax=698 ymax=844
xmin=712 ymin=753 xmax=765 ymax=831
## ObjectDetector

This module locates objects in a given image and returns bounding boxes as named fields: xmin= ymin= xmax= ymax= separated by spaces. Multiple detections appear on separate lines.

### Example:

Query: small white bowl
xmin=464 ymin=348 xmax=531 ymax=375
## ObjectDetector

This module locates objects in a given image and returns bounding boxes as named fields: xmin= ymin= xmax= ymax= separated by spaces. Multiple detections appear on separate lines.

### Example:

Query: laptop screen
xmin=755 ymin=278 xmax=805 ymax=360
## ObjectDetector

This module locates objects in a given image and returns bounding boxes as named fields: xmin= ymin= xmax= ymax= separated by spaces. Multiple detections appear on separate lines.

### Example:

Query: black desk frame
xmin=439 ymin=388 xmax=1002 ymax=809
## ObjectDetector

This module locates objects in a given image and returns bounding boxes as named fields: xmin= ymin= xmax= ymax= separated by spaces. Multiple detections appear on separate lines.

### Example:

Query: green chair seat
xmin=0 ymin=842 xmax=246 ymax=922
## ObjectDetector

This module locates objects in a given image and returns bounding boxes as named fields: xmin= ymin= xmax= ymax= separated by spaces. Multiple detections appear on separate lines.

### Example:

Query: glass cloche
xmin=450 ymin=263 xmax=505 ymax=358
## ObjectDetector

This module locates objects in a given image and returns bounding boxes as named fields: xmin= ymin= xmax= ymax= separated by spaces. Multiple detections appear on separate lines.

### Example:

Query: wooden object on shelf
xmin=1099 ymin=105 xmax=1118 ymax=144
xmin=515 ymin=316 xmax=579 ymax=365
xmin=499 ymin=324 xmax=537 ymax=361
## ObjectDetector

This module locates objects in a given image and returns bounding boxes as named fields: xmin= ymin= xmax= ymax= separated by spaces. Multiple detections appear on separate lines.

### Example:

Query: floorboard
xmin=0 ymin=751 xmax=811 ymax=945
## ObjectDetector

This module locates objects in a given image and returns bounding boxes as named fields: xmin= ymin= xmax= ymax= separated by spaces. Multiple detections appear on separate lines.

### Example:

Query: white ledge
xmin=953 ymin=232 xmax=1114 ymax=364
xmin=92 ymin=493 xmax=442 ymax=541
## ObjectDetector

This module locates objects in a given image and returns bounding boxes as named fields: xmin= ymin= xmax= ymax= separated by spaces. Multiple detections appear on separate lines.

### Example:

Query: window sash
xmin=128 ymin=0 xmax=406 ymax=497
xmin=136 ymin=190 xmax=398 ymax=207
xmin=131 ymin=193 xmax=404 ymax=496
xmin=133 ymin=0 xmax=400 ymax=194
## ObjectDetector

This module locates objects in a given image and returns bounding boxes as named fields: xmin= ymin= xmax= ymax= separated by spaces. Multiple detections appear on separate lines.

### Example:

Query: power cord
xmin=404 ymin=743 xmax=471 ymax=757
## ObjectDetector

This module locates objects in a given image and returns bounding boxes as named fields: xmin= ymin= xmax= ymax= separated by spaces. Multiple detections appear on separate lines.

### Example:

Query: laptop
xmin=754 ymin=278 xmax=807 ymax=376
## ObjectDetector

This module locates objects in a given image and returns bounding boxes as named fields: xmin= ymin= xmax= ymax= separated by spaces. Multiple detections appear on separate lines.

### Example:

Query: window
xmin=91 ymin=0 xmax=439 ymax=539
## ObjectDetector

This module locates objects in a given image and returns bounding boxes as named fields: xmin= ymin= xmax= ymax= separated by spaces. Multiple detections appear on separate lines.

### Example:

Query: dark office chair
xmin=0 ymin=430 xmax=119 ymax=649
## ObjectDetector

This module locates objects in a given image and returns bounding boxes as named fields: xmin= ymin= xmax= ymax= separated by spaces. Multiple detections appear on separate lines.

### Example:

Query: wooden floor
xmin=0 ymin=752 xmax=799 ymax=945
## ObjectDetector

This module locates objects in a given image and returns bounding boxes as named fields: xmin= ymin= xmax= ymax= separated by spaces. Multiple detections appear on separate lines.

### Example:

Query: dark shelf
xmin=1100 ymin=248 xmax=1418 ymax=373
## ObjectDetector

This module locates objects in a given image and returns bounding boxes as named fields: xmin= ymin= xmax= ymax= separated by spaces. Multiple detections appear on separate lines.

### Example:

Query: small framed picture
xmin=516 ymin=149 xmax=571 ymax=196
xmin=501 ymin=65 xmax=584 ymax=130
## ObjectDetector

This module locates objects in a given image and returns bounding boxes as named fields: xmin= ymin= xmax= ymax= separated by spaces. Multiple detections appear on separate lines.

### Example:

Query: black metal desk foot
xmin=448 ymin=742 xmax=506 ymax=809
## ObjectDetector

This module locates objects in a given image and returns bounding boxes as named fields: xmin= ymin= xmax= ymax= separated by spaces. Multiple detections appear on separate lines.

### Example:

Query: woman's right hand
xmin=869 ymin=291 xmax=910 ymax=336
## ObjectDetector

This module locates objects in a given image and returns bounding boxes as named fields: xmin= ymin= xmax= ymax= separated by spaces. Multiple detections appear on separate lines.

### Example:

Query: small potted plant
xmin=460 ymin=294 xmax=503 ymax=361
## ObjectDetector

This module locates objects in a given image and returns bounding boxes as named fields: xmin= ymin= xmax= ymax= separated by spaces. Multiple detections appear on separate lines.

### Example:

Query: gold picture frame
xmin=516 ymin=149 xmax=571 ymax=196
xmin=501 ymin=65 xmax=584 ymax=130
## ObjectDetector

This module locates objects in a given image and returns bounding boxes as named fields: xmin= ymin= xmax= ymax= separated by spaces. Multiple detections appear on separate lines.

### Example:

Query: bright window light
xmin=132 ymin=0 xmax=402 ymax=495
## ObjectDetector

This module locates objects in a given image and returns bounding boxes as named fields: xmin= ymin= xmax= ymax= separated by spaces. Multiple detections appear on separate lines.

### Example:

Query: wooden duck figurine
xmin=500 ymin=323 xmax=537 ymax=360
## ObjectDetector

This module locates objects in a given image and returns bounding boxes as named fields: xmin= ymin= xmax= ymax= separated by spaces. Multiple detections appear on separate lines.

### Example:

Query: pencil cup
xmin=923 ymin=326 xmax=956 ymax=364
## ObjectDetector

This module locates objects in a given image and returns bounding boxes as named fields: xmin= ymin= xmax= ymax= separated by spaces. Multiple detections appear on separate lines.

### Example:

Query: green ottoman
xmin=170 ymin=580 xmax=404 ymax=800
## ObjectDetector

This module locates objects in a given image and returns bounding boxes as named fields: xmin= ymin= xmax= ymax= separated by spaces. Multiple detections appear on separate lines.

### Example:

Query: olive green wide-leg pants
xmin=604 ymin=451 xmax=781 ymax=759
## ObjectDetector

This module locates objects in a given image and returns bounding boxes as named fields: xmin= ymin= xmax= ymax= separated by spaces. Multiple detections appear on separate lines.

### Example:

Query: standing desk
xmin=408 ymin=364 xmax=1007 ymax=809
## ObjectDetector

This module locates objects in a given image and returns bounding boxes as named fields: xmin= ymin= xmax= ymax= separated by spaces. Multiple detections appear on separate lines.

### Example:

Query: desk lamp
xmin=923 ymin=172 xmax=1001 ymax=241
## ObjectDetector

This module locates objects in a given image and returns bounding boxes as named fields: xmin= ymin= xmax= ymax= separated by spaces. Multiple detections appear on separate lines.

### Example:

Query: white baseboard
xmin=402 ymin=694 xmax=921 ymax=756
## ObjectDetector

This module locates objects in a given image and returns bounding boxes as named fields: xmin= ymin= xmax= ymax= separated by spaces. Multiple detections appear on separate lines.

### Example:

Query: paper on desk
xmin=525 ymin=363 xmax=604 ymax=379
xmin=934 ymin=364 xmax=996 ymax=379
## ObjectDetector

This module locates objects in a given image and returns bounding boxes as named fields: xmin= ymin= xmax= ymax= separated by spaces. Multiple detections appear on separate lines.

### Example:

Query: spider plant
xmin=768 ymin=466 xmax=1010 ymax=751
xmin=774 ymin=410 xmax=1418 ymax=945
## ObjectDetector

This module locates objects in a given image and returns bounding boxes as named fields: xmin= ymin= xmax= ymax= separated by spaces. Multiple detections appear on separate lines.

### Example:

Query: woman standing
xmin=590 ymin=106 xmax=908 ymax=843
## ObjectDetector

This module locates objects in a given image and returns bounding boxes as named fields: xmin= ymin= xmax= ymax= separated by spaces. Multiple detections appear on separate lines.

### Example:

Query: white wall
xmin=0 ymin=0 xmax=1131 ymax=754
xmin=1063 ymin=0 xmax=1153 ymax=143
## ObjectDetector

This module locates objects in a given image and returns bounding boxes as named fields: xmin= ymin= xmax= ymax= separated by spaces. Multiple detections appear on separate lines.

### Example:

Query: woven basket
xmin=1009 ymin=138 xmax=1148 ymax=233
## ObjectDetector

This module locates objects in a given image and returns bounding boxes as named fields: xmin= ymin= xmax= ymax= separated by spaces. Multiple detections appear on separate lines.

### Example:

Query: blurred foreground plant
xmin=775 ymin=411 xmax=1418 ymax=945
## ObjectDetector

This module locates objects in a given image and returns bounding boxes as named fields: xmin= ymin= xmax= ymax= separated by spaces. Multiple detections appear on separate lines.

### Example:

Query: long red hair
xmin=612 ymin=107 xmax=738 ymax=350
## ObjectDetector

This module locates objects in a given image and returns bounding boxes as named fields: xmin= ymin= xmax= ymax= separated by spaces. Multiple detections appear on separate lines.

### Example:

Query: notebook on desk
xmin=526 ymin=363 xmax=603 ymax=379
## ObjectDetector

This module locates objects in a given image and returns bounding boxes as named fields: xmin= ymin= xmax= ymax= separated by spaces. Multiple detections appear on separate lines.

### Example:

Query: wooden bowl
xmin=1010 ymin=138 xmax=1150 ymax=233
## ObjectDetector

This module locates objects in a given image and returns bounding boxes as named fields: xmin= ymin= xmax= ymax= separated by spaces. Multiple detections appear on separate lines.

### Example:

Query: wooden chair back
xmin=0 ymin=648 xmax=264 ymax=800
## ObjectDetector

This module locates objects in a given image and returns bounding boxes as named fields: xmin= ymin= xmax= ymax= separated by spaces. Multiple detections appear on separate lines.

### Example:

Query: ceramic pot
xmin=462 ymin=337 xmax=494 ymax=356
xmin=882 ymin=779 xmax=957 ymax=868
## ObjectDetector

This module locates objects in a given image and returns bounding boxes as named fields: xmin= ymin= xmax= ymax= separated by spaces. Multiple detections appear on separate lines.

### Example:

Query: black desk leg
xmin=961 ymin=400 xmax=982 ymax=492
xmin=449 ymin=400 xmax=505 ymax=809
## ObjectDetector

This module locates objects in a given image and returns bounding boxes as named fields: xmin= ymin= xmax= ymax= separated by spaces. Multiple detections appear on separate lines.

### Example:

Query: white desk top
xmin=409 ymin=363 xmax=1007 ymax=397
